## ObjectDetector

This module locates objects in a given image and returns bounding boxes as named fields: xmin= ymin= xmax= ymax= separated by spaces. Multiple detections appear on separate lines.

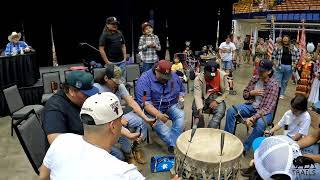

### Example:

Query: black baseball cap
xmin=106 ymin=17 xmax=120 ymax=25
xmin=258 ymin=59 xmax=273 ymax=72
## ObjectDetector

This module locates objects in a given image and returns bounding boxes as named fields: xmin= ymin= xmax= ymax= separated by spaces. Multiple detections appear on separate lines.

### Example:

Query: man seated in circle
xmin=224 ymin=59 xmax=279 ymax=154
xmin=135 ymin=60 xmax=185 ymax=153
xmin=192 ymin=61 xmax=229 ymax=128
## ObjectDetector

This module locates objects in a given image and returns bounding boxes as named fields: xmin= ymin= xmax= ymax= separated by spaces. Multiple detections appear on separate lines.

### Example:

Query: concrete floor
xmin=0 ymin=63 xmax=296 ymax=180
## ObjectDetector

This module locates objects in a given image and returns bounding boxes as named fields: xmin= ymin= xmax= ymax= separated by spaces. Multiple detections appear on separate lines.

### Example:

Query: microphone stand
xmin=79 ymin=43 xmax=99 ymax=52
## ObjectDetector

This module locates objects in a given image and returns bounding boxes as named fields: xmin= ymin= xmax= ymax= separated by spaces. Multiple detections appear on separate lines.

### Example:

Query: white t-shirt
xmin=43 ymin=133 xmax=145 ymax=180
xmin=278 ymin=110 xmax=311 ymax=138
xmin=219 ymin=42 xmax=236 ymax=62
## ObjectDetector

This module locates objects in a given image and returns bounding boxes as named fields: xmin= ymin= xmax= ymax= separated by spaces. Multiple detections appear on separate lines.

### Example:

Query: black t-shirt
xmin=281 ymin=46 xmax=292 ymax=65
xmin=99 ymin=31 xmax=125 ymax=62
xmin=41 ymin=90 xmax=83 ymax=135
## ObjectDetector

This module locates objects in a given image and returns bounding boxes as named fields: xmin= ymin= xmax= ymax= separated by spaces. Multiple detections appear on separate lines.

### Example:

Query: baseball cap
xmin=80 ymin=92 xmax=123 ymax=125
xmin=155 ymin=60 xmax=172 ymax=80
xmin=106 ymin=16 xmax=120 ymax=25
xmin=66 ymin=71 xmax=99 ymax=97
xmin=254 ymin=135 xmax=301 ymax=180
xmin=141 ymin=22 xmax=152 ymax=31
xmin=204 ymin=61 xmax=218 ymax=77
xmin=258 ymin=59 xmax=273 ymax=72
xmin=105 ymin=64 xmax=122 ymax=85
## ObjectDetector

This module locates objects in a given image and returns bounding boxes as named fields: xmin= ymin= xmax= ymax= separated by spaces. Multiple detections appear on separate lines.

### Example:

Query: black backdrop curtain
xmin=0 ymin=0 xmax=235 ymax=67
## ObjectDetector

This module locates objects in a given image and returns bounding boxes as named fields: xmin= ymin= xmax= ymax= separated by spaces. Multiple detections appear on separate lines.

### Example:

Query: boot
xmin=125 ymin=153 xmax=142 ymax=171
xmin=132 ymin=143 xmax=147 ymax=164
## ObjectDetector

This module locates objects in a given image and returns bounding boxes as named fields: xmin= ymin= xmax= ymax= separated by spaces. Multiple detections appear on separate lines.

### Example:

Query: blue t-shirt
xmin=42 ymin=90 xmax=83 ymax=135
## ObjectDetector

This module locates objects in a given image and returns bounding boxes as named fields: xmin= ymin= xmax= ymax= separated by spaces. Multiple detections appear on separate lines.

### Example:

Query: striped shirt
xmin=138 ymin=34 xmax=161 ymax=63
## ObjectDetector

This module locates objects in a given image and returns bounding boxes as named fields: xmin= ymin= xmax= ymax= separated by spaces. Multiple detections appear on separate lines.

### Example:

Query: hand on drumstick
xmin=156 ymin=113 xmax=170 ymax=123
xmin=171 ymin=175 xmax=182 ymax=180
xmin=245 ymin=117 xmax=254 ymax=128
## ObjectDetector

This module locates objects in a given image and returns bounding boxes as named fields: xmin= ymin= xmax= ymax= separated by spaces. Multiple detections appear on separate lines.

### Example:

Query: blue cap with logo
xmin=66 ymin=71 xmax=99 ymax=97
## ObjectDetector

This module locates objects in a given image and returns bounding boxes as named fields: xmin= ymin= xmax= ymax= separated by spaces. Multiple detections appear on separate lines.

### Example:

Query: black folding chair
xmin=13 ymin=111 xmax=48 ymax=175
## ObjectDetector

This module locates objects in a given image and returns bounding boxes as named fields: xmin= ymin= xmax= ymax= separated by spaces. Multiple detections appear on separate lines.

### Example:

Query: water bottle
xmin=20 ymin=47 xmax=24 ymax=55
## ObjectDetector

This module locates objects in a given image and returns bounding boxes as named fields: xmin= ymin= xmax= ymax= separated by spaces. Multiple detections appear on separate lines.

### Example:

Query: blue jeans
xmin=118 ymin=111 xmax=148 ymax=154
xmin=224 ymin=103 xmax=273 ymax=151
xmin=111 ymin=146 xmax=125 ymax=161
xmin=109 ymin=60 xmax=126 ymax=83
xmin=153 ymin=104 xmax=185 ymax=147
xmin=141 ymin=63 xmax=154 ymax=73
xmin=273 ymin=64 xmax=292 ymax=96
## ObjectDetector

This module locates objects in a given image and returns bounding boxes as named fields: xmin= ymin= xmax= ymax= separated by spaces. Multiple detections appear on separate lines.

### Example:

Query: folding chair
xmin=63 ymin=70 xmax=72 ymax=83
xmin=13 ymin=112 xmax=48 ymax=175
xmin=92 ymin=68 xmax=106 ymax=83
xmin=126 ymin=63 xmax=141 ymax=94
xmin=3 ymin=85 xmax=43 ymax=136
xmin=41 ymin=71 xmax=61 ymax=104
xmin=233 ymin=87 xmax=281 ymax=134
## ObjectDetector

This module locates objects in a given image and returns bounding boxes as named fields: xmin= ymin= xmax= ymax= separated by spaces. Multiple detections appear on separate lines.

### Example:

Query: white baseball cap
xmin=80 ymin=92 xmax=123 ymax=125
xmin=254 ymin=135 xmax=301 ymax=180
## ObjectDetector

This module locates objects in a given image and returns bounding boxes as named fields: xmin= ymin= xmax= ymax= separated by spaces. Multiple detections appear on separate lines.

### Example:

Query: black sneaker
xmin=168 ymin=146 xmax=174 ymax=154
xmin=240 ymin=166 xmax=255 ymax=177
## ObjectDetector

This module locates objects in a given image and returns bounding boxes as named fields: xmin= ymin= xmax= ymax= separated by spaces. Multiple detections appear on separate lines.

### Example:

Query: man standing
xmin=99 ymin=17 xmax=127 ymax=81
xmin=135 ymin=60 xmax=185 ymax=153
xmin=193 ymin=61 xmax=229 ymax=128
xmin=224 ymin=59 xmax=279 ymax=154
xmin=138 ymin=22 xmax=161 ymax=73
xmin=243 ymin=35 xmax=251 ymax=64
xmin=219 ymin=35 xmax=236 ymax=72
xmin=235 ymin=35 xmax=243 ymax=66
xmin=272 ymin=35 xmax=299 ymax=99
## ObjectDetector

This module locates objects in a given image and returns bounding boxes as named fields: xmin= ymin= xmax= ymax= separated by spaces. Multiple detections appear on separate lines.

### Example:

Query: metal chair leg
xmin=11 ymin=118 xmax=14 ymax=136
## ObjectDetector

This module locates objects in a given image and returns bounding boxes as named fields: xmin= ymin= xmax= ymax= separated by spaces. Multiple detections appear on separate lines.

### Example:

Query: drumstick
xmin=217 ymin=132 xmax=225 ymax=180
xmin=177 ymin=117 xmax=199 ymax=177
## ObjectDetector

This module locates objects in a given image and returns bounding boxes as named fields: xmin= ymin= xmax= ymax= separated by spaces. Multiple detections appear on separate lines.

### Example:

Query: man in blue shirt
xmin=5 ymin=32 xmax=31 ymax=56
xmin=136 ymin=60 xmax=185 ymax=153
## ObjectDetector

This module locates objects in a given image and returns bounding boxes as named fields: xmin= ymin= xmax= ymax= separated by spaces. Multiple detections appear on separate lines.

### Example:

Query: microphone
xmin=189 ymin=117 xmax=199 ymax=142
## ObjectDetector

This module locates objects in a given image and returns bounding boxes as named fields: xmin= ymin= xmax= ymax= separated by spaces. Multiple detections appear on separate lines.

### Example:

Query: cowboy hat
xmin=8 ymin=32 xmax=21 ymax=42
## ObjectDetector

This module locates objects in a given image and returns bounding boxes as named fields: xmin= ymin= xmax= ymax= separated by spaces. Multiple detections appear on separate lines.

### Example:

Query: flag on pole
xmin=216 ymin=9 xmax=220 ymax=49
xmin=267 ymin=35 xmax=275 ymax=60
xmin=51 ymin=24 xmax=58 ymax=67
xmin=296 ymin=27 xmax=300 ymax=43
xmin=298 ymin=24 xmax=306 ymax=68
xmin=278 ymin=28 xmax=282 ymax=38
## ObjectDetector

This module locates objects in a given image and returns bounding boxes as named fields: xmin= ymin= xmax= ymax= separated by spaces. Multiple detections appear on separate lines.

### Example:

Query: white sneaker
xmin=280 ymin=95 xmax=285 ymax=99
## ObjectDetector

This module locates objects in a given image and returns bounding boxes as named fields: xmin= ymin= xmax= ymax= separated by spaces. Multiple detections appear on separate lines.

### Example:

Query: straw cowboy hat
xmin=8 ymin=32 xmax=21 ymax=42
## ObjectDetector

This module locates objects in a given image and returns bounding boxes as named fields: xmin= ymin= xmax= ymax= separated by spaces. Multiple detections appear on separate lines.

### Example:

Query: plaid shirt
xmin=138 ymin=34 xmax=161 ymax=63
xmin=5 ymin=41 xmax=29 ymax=56
xmin=271 ymin=45 xmax=300 ymax=66
xmin=243 ymin=76 xmax=279 ymax=123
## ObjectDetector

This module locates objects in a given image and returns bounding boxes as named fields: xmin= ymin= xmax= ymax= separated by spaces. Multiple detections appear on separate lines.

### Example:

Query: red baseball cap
xmin=156 ymin=60 xmax=172 ymax=80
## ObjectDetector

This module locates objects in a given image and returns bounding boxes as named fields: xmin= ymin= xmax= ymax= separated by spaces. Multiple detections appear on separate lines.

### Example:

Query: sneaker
xmin=280 ymin=95 xmax=285 ymax=99
xmin=240 ymin=166 xmax=256 ymax=177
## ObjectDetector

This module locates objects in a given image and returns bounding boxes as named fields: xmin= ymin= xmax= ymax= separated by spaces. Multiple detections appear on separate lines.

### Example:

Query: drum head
xmin=176 ymin=128 xmax=243 ymax=164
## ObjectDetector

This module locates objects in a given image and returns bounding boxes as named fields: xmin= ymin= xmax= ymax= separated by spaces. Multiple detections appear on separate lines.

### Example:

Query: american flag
xmin=267 ymin=36 xmax=274 ymax=60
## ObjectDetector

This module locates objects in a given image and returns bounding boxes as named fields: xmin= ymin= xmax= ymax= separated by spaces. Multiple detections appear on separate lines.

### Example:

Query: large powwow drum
xmin=175 ymin=128 xmax=243 ymax=179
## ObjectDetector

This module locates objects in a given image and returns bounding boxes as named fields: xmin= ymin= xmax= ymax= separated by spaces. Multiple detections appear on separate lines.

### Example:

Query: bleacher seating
xmin=233 ymin=0 xmax=320 ymax=14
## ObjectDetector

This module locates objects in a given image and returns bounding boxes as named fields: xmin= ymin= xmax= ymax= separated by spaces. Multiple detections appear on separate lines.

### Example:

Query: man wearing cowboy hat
xmin=5 ymin=31 xmax=31 ymax=56
xmin=138 ymin=21 xmax=161 ymax=73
